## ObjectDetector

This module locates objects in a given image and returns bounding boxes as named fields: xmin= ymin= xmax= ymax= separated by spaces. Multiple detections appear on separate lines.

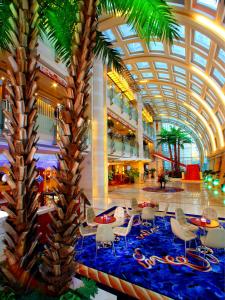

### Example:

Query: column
xmin=91 ymin=59 xmax=108 ymax=209
xmin=136 ymin=93 xmax=144 ymax=159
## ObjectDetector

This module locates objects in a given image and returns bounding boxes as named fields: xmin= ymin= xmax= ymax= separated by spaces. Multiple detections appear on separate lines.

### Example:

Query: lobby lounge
xmin=0 ymin=0 xmax=225 ymax=299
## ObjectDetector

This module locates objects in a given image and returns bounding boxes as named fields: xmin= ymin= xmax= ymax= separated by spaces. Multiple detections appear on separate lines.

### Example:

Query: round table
xmin=138 ymin=203 xmax=159 ymax=209
xmin=189 ymin=217 xmax=220 ymax=229
xmin=94 ymin=215 xmax=116 ymax=224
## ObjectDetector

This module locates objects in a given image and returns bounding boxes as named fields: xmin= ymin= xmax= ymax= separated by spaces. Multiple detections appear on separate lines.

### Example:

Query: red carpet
xmin=143 ymin=187 xmax=184 ymax=193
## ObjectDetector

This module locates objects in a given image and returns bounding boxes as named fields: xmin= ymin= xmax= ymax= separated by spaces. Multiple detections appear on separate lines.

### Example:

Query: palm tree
xmin=0 ymin=0 xmax=125 ymax=295
xmin=39 ymin=0 xmax=179 ymax=295
xmin=177 ymin=131 xmax=192 ymax=166
xmin=157 ymin=128 xmax=174 ymax=169
xmin=0 ymin=0 xmax=42 ymax=292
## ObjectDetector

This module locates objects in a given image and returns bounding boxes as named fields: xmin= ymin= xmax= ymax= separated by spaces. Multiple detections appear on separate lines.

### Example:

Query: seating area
xmin=76 ymin=202 xmax=225 ymax=300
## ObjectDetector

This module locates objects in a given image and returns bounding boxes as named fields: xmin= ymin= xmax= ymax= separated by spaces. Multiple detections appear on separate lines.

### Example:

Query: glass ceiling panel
xmin=191 ymin=84 xmax=202 ymax=94
xmin=192 ymin=53 xmax=207 ymax=68
xmin=173 ymin=66 xmax=186 ymax=75
xmin=142 ymin=72 xmax=153 ymax=78
xmin=125 ymin=64 xmax=132 ymax=71
xmin=150 ymin=90 xmax=161 ymax=95
xmin=196 ymin=0 xmax=218 ymax=10
xmin=136 ymin=62 xmax=150 ymax=69
xmin=171 ymin=45 xmax=186 ymax=57
xmin=158 ymin=73 xmax=170 ymax=79
xmin=131 ymin=74 xmax=138 ymax=79
xmin=177 ymin=24 xmax=185 ymax=39
xmin=212 ymin=68 xmax=225 ymax=86
xmin=147 ymin=84 xmax=158 ymax=89
xmin=118 ymin=24 xmax=137 ymax=38
xmin=154 ymin=62 xmax=168 ymax=69
xmin=114 ymin=47 xmax=124 ymax=56
xmin=103 ymin=29 xmax=116 ymax=42
xmin=191 ymin=75 xmax=203 ymax=85
xmin=164 ymin=91 xmax=174 ymax=96
xmin=161 ymin=85 xmax=173 ymax=89
xmin=175 ymin=76 xmax=186 ymax=85
xmin=127 ymin=42 xmax=144 ymax=53
xmin=149 ymin=42 xmax=164 ymax=52
xmin=193 ymin=31 xmax=211 ymax=50
xmin=205 ymin=95 xmax=215 ymax=108
xmin=218 ymin=48 xmax=225 ymax=62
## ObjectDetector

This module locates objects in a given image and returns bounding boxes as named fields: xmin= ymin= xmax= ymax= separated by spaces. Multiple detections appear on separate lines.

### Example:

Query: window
xmin=190 ymin=101 xmax=199 ymax=110
xmin=202 ymin=111 xmax=209 ymax=120
xmin=141 ymin=90 xmax=147 ymax=95
xmin=127 ymin=42 xmax=144 ymax=53
xmin=126 ymin=64 xmax=132 ymax=71
xmin=103 ymin=29 xmax=116 ymax=42
xmin=216 ymin=110 xmax=225 ymax=125
xmin=163 ymin=91 xmax=174 ymax=96
xmin=150 ymin=90 xmax=161 ymax=95
xmin=154 ymin=62 xmax=168 ymax=69
xmin=173 ymin=66 xmax=186 ymax=75
xmin=136 ymin=62 xmax=150 ymax=69
xmin=196 ymin=0 xmax=218 ymax=10
xmin=171 ymin=45 xmax=186 ymax=57
xmin=118 ymin=24 xmax=137 ymax=38
xmin=141 ymin=72 xmax=153 ymax=78
xmin=191 ymin=84 xmax=202 ymax=95
xmin=192 ymin=75 xmax=203 ymax=85
xmin=177 ymin=93 xmax=186 ymax=101
xmin=177 ymin=24 xmax=185 ymax=39
xmin=212 ymin=68 xmax=225 ymax=86
xmin=158 ymin=73 xmax=170 ymax=79
xmin=192 ymin=53 xmax=207 ymax=68
xmin=218 ymin=49 xmax=225 ymax=62
xmin=161 ymin=85 xmax=173 ymax=89
xmin=147 ymin=84 xmax=158 ymax=89
xmin=205 ymin=95 xmax=215 ymax=109
xmin=114 ymin=47 xmax=124 ymax=56
xmin=175 ymin=76 xmax=186 ymax=85
xmin=149 ymin=42 xmax=164 ymax=52
xmin=131 ymin=74 xmax=138 ymax=79
xmin=193 ymin=31 xmax=211 ymax=50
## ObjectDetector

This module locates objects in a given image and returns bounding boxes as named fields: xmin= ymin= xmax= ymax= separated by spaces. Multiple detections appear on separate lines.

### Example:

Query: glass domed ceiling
xmin=99 ymin=0 xmax=225 ymax=155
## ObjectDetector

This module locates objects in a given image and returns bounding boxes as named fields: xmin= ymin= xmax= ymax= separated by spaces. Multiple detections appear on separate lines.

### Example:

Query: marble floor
xmin=94 ymin=179 xmax=225 ymax=218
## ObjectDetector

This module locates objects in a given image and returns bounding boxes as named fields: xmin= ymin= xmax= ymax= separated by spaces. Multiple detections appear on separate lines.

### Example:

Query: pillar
xmin=136 ymin=93 xmax=144 ymax=158
xmin=91 ymin=59 xmax=108 ymax=209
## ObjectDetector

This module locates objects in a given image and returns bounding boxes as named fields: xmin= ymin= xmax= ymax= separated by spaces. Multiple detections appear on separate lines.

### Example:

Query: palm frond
xmin=0 ymin=0 xmax=14 ymax=51
xmin=39 ymin=0 xmax=79 ymax=66
xmin=94 ymin=31 xmax=124 ymax=72
xmin=99 ymin=0 xmax=180 ymax=43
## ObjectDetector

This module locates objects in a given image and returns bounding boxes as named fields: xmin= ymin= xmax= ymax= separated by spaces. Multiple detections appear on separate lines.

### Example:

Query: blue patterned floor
xmin=76 ymin=209 xmax=225 ymax=300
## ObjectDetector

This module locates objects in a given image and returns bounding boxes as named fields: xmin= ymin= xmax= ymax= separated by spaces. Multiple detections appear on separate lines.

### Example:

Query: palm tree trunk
xmin=174 ymin=143 xmax=178 ymax=172
xmin=39 ymin=0 xmax=98 ymax=295
xmin=178 ymin=140 xmax=181 ymax=168
xmin=1 ymin=0 xmax=40 ymax=292
xmin=168 ymin=143 xmax=173 ymax=170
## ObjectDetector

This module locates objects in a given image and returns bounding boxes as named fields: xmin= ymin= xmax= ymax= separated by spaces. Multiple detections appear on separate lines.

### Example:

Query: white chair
xmin=170 ymin=218 xmax=197 ymax=256
xmin=113 ymin=215 xmax=134 ymax=248
xmin=200 ymin=228 xmax=225 ymax=249
xmin=155 ymin=203 xmax=169 ymax=227
xmin=131 ymin=198 xmax=142 ymax=213
xmin=96 ymin=224 xmax=115 ymax=256
xmin=202 ymin=207 xmax=218 ymax=220
xmin=141 ymin=207 xmax=155 ymax=227
xmin=175 ymin=208 xmax=198 ymax=232
xmin=79 ymin=224 xmax=97 ymax=248
xmin=126 ymin=203 xmax=141 ymax=219
xmin=86 ymin=207 xmax=98 ymax=227
xmin=112 ymin=206 xmax=125 ymax=227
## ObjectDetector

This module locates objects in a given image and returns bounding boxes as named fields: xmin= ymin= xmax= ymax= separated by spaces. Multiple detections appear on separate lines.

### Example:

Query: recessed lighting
xmin=1 ymin=77 xmax=5 ymax=80
xmin=139 ymin=80 xmax=148 ymax=83
xmin=52 ymin=82 xmax=58 ymax=88
xmin=154 ymin=95 xmax=162 ymax=98
xmin=34 ymin=92 xmax=38 ymax=96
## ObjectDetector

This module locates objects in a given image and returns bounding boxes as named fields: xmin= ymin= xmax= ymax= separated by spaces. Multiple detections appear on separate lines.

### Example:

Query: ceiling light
xmin=139 ymin=80 xmax=148 ymax=83
xmin=52 ymin=82 xmax=58 ymax=88
xmin=1 ymin=77 xmax=5 ymax=80
xmin=154 ymin=95 xmax=162 ymax=98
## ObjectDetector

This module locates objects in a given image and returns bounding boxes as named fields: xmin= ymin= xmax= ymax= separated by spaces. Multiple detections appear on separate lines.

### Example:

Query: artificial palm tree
xmin=0 ymin=0 xmax=41 ymax=292
xmin=157 ymin=128 xmax=174 ymax=169
xmin=0 ymin=0 xmax=124 ymax=295
xmin=39 ymin=0 xmax=179 ymax=295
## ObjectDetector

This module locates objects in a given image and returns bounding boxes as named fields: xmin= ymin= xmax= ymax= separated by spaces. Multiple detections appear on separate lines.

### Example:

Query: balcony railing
xmin=108 ymin=135 xmax=138 ymax=158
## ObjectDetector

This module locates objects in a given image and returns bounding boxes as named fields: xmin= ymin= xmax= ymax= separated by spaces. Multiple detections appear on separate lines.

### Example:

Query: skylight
xmin=196 ymin=0 xmax=218 ymax=10
xmin=192 ymin=53 xmax=207 ymax=68
xmin=154 ymin=62 xmax=168 ymax=69
xmin=150 ymin=90 xmax=161 ymax=95
xmin=103 ymin=29 xmax=116 ymax=42
xmin=173 ymin=66 xmax=186 ymax=75
xmin=171 ymin=45 xmax=186 ymax=57
xmin=194 ymin=31 xmax=211 ymax=50
xmin=192 ymin=75 xmax=203 ymax=85
xmin=126 ymin=64 xmax=132 ymax=71
xmin=212 ymin=68 xmax=225 ymax=86
xmin=191 ymin=84 xmax=202 ymax=95
xmin=136 ymin=62 xmax=150 ymax=69
xmin=175 ymin=76 xmax=186 ymax=85
xmin=131 ymin=74 xmax=138 ymax=79
xmin=147 ymin=84 xmax=158 ymax=89
xmin=164 ymin=91 xmax=174 ymax=96
xmin=177 ymin=24 xmax=185 ymax=39
xmin=141 ymin=72 xmax=153 ymax=78
xmin=114 ymin=47 xmax=124 ymax=56
xmin=161 ymin=85 xmax=173 ymax=90
xmin=118 ymin=24 xmax=137 ymax=38
xmin=205 ymin=95 xmax=215 ymax=108
xmin=158 ymin=73 xmax=170 ymax=79
xmin=127 ymin=42 xmax=144 ymax=53
xmin=218 ymin=49 xmax=225 ymax=62
xmin=149 ymin=42 xmax=164 ymax=52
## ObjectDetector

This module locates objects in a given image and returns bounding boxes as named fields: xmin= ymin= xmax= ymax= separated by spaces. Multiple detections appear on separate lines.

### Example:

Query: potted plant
xmin=125 ymin=167 xmax=139 ymax=183
xmin=107 ymin=119 xmax=114 ymax=129
xmin=149 ymin=168 xmax=156 ymax=178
